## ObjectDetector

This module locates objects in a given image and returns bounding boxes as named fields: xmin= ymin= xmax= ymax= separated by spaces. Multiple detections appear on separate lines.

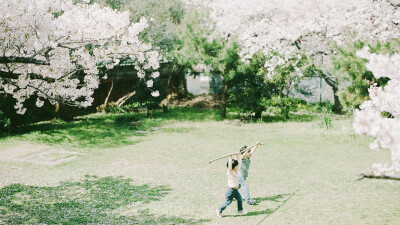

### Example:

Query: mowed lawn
xmin=0 ymin=109 xmax=399 ymax=224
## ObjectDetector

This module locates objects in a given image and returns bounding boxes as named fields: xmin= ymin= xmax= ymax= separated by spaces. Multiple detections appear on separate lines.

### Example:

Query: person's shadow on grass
xmin=224 ymin=192 xmax=296 ymax=217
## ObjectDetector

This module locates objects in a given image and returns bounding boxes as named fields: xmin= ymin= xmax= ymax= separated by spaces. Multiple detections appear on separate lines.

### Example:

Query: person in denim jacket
xmin=239 ymin=141 xmax=260 ymax=205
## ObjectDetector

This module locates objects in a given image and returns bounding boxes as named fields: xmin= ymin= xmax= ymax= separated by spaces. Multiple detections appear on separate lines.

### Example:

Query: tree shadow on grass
xmin=224 ymin=193 xmax=296 ymax=218
xmin=0 ymin=108 xmax=216 ymax=147
xmin=0 ymin=113 xmax=163 ymax=148
xmin=260 ymin=114 xmax=319 ymax=123
xmin=0 ymin=175 xmax=210 ymax=224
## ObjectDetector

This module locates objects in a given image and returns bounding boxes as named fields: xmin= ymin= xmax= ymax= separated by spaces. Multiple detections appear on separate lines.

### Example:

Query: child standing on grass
xmin=216 ymin=153 xmax=246 ymax=217
xmin=238 ymin=141 xmax=260 ymax=205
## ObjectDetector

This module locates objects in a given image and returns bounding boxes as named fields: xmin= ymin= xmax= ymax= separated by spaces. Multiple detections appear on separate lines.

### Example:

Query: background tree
xmin=212 ymin=40 xmax=242 ymax=118
xmin=263 ymin=50 xmax=308 ymax=119
xmin=171 ymin=9 xmax=218 ymax=97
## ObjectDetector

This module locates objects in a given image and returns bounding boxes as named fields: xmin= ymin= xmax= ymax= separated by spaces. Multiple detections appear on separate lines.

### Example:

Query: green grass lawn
xmin=0 ymin=108 xmax=399 ymax=224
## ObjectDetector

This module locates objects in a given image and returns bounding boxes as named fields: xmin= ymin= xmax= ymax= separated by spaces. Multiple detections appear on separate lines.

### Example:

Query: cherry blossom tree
xmin=184 ymin=0 xmax=400 ymax=112
xmin=0 ymin=0 xmax=160 ymax=115
xmin=185 ymin=0 xmax=400 ymax=56
xmin=354 ymin=47 xmax=400 ymax=177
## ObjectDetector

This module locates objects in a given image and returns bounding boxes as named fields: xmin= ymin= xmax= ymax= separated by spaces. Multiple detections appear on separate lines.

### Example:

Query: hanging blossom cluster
xmin=354 ymin=47 xmax=400 ymax=176
xmin=0 ymin=0 xmax=160 ymax=114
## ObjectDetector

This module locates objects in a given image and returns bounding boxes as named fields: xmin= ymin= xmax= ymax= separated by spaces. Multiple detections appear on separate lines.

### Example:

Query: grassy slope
xmin=0 ymin=109 xmax=399 ymax=224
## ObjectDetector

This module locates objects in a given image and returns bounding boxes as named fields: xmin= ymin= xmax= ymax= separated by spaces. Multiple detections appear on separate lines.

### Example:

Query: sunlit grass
xmin=0 ymin=108 xmax=399 ymax=224
xmin=0 ymin=107 xmax=322 ymax=149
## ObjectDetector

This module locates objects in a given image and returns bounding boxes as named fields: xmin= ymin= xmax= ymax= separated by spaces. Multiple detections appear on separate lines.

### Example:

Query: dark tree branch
xmin=319 ymin=72 xmax=337 ymax=88
xmin=0 ymin=70 xmax=56 ymax=82
xmin=0 ymin=56 xmax=50 ymax=65
xmin=313 ymin=51 xmax=329 ymax=56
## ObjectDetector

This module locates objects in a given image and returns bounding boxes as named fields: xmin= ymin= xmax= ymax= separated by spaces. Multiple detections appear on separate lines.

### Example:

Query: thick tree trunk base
xmin=162 ymin=104 xmax=169 ymax=113
xmin=354 ymin=170 xmax=400 ymax=181
xmin=220 ymin=84 xmax=227 ymax=118
xmin=146 ymin=108 xmax=151 ymax=118
xmin=254 ymin=111 xmax=262 ymax=119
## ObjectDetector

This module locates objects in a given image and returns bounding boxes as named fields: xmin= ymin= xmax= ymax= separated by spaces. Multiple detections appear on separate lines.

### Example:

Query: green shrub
xmin=227 ymin=53 xmax=277 ymax=119
xmin=0 ymin=110 xmax=11 ymax=132
xmin=265 ymin=97 xmax=300 ymax=120
xmin=299 ymin=101 xmax=334 ymax=114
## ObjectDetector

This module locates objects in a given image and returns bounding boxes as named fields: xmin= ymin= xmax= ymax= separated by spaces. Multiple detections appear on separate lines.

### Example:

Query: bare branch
xmin=0 ymin=70 xmax=55 ymax=82
xmin=0 ymin=56 xmax=50 ymax=65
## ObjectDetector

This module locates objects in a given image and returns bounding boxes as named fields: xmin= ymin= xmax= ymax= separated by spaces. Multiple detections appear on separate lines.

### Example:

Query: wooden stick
xmin=208 ymin=143 xmax=265 ymax=164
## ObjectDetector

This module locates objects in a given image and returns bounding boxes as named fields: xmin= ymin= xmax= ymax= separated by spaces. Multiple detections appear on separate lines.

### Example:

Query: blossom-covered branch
xmin=0 ymin=0 xmax=160 ymax=114
xmin=354 ymin=47 xmax=400 ymax=175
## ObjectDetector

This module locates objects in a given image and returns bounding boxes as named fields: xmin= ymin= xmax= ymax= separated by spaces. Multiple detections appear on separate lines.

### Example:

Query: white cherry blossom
xmin=0 ymin=0 xmax=160 ymax=114
xmin=354 ymin=48 xmax=400 ymax=175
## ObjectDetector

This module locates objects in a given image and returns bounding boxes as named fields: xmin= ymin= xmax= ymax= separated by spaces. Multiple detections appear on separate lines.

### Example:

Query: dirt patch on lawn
xmin=0 ymin=143 xmax=82 ymax=166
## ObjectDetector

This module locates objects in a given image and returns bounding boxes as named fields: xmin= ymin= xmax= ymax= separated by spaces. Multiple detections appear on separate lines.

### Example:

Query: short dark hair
xmin=240 ymin=145 xmax=248 ymax=155
xmin=227 ymin=159 xmax=239 ymax=169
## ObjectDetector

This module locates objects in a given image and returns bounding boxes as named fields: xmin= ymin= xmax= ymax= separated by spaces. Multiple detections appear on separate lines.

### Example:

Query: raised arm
xmin=241 ymin=147 xmax=251 ymax=160
xmin=250 ymin=141 xmax=261 ymax=155
xmin=228 ymin=155 xmax=232 ymax=172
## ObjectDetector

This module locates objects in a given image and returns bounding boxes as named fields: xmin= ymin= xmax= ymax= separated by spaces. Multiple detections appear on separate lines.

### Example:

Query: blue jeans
xmin=238 ymin=176 xmax=251 ymax=203
xmin=218 ymin=187 xmax=243 ymax=213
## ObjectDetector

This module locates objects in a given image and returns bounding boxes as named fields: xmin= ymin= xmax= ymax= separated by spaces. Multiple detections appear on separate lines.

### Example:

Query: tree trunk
xmin=284 ymin=108 xmax=290 ymax=120
xmin=167 ymin=65 xmax=179 ymax=95
xmin=179 ymin=71 xmax=188 ymax=97
xmin=220 ymin=83 xmax=227 ymax=118
xmin=115 ymin=91 xmax=136 ymax=107
xmin=254 ymin=111 xmax=262 ymax=119
xmin=146 ymin=108 xmax=151 ymax=117
xmin=104 ymin=79 xmax=114 ymax=106
xmin=332 ymin=86 xmax=342 ymax=114
xmin=162 ymin=104 xmax=169 ymax=113
xmin=320 ymin=73 xmax=342 ymax=114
